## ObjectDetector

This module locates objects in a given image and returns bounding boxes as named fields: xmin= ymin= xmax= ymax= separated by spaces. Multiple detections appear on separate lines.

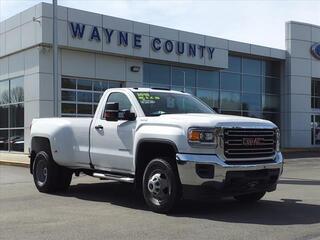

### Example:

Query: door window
xmin=106 ymin=92 xmax=132 ymax=111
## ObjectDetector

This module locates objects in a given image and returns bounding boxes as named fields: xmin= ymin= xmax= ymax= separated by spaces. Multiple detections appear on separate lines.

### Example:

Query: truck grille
xmin=223 ymin=128 xmax=276 ymax=160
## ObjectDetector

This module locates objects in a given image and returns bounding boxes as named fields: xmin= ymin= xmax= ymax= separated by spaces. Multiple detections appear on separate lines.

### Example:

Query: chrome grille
xmin=223 ymin=128 xmax=276 ymax=160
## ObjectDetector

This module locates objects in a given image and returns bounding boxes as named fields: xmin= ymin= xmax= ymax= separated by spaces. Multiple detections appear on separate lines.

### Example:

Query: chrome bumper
xmin=176 ymin=152 xmax=283 ymax=186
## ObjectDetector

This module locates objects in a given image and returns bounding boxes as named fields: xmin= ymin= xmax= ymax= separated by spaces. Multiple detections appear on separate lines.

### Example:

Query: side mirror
xmin=104 ymin=102 xmax=119 ymax=121
xmin=121 ymin=110 xmax=136 ymax=121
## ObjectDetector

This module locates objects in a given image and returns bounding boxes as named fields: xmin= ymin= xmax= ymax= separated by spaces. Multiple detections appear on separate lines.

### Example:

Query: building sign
xmin=311 ymin=42 xmax=320 ymax=60
xmin=69 ymin=22 xmax=215 ymax=60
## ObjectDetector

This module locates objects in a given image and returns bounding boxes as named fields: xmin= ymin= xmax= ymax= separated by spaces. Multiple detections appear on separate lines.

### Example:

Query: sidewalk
xmin=0 ymin=153 xmax=29 ymax=168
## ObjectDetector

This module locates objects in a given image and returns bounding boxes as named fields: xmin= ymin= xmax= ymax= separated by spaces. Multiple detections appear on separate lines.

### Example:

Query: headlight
xmin=188 ymin=128 xmax=218 ymax=147
xmin=276 ymin=128 xmax=280 ymax=151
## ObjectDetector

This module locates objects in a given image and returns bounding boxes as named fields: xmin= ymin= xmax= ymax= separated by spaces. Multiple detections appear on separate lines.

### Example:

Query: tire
xmin=57 ymin=167 xmax=73 ymax=191
xmin=33 ymin=151 xmax=72 ymax=193
xmin=234 ymin=191 xmax=266 ymax=203
xmin=142 ymin=158 xmax=182 ymax=213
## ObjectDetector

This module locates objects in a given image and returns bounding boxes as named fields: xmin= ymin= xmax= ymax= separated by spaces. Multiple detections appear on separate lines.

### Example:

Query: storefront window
xmin=311 ymin=78 xmax=320 ymax=109
xmin=227 ymin=56 xmax=241 ymax=73
xmin=263 ymin=76 xmax=280 ymax=94
xmin=197 ymin=70 xmax=219 ymax=89
xmin=172 ymin=67 xmax=196 ymax=87
xmin=143 ymin=63 xmax=171 ymax=86
xmin=311 ymin=115 xmax=320 ymax=145
xmin=220 ymin=92 xmax=241 ymax=111
xmin=0 ymin=77 xmax=24 ymax=152
xmin=221 ymin=72 xmax=241 ymax=91
xmin=61 ymin=77 xmax=123 ymax=117
xmin=196 ymin=89 xmax=219 ymax=109
xmin=243 ymin=58 xmax=261 ymax=75
xmin=243 ymin=75 xmax=261 ymax=93
xmin=143 ymin=56 xmax=281 ymax=126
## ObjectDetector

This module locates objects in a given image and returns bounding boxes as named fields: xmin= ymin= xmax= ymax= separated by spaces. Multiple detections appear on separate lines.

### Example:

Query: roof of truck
xmin=128 ymin=87 xmax=188 ymax=94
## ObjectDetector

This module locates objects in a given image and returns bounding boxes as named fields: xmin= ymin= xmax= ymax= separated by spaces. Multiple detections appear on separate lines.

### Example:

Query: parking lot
xmin=0 ymin=155 xmax=320 ymax=240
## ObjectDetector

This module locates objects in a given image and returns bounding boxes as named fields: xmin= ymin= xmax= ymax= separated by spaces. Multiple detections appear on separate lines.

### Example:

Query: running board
xmin=92 ymin=172 xmax=134 ymax=183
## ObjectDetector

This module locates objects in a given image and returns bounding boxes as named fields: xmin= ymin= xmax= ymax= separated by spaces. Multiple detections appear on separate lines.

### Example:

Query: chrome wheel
xmin=36 ymin=159 xmax=48 ymax=187
xmin=147 ymin=171 xmax=171 ymax=205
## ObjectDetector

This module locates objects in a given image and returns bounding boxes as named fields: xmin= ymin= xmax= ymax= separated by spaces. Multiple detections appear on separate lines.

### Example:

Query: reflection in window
xmin=311 ymin=115 xmax=320 ymax=145
xmin=243 ymin=75 xmax=261 ymax=93
xmin=0 ymin=77 xmax=24 ymax=152
xmin=0 ymin=80 xmax=9 ymax=104
xmin=10 ymin=104 xmax=24 ymax=128
xmin=220 ymin=110 xmax=241 ymax=116
xmin=263 ymin=77 xmax=280 ymax=94
xmin=221 ymin=92 xmax=241 ymax=111
xmin=197 ymin=89 xmax=219 ymax=109
xmin=312 ymin=78 xmax=320 ymax=109
xmin=0 ymin=130 xmax=9 ymax=151
xmin=107 ymin=92 xmax=132 ymax=111
xmin=197 ymin=70 xmax=219 ymax=89
xmin=94 ymin=81 xmax=108 ymax=91
xmin=77 ymin=104 xmax=92 ymax=115
xmin=243 ymin=58 xmax=261 ymax=75
xmin=9 ymin=129 xmax=24 ymax=152
xmin=77 ymin=92 xmax=92 ymax=102
xmin=61 ymin=77 xmax=123 ymax=117
xmin=262 ymin=60 xmax=281 ymax=78
xmin=78 ymin=79 xmax=92 ymax=90
xmin=0 ymin=105 xmax=9 ymax=128
xmin=263 ymin=112 xmax=280 ymax=127
xmin=227 ymin=56 xmax=241 ymax=73
xmin=221 ymin=72 xmax=241 ymax=91
xmin=262 ymin=95 xmax=280 ymax=112
xmin=10 ymin=77 xmax=24 ymax=103
xmin=61 ymin=103 xmax=76 ymax=114
xmin=144 ymin=63 xmax=171 ymax=85
xmin=62 ymin=91 xmax=76 ymax=101
xmin=143 ymin=58 xmax=281 ymax=127
xmin=242 ymin=93 xmax=261 ymax=111
xmin=62 ymin=78 xmax=76 ymax=89
xmin=172 ymin=67 xmax=196 ymax=87
xmin=243 ymin=111 xmax=262 ymax=119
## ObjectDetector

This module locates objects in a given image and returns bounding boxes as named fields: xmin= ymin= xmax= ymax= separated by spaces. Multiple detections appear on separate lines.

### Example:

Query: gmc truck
xmin=30 ymin=88 xmax=283 ymax=213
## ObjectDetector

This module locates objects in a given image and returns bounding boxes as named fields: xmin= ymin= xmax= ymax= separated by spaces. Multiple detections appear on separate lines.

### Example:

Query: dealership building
xmin=0 ymin=2 xmax=320 ymax=154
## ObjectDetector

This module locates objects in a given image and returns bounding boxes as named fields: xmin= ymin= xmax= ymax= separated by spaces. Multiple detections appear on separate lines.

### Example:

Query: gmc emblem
xmin=243 ymin=137 xmax=264 ymax=146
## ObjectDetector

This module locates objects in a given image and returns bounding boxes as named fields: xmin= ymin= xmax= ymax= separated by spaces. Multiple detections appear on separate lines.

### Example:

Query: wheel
xmin=142 ymin=158 xmax=182 ymax=213
xmin=234 ymin=191 xmax=266 ymax=203
xmin=33 ymin=151 xmax=72 ymax=193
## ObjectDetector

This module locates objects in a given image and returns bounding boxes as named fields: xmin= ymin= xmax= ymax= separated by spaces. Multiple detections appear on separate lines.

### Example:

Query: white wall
xmin=285 ymin=21 xmax=320 ymax=148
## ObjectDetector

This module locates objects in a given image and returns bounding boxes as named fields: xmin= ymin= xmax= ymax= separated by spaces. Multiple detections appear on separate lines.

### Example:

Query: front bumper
xmin=176 ymin=152 xmax=283 ymax=194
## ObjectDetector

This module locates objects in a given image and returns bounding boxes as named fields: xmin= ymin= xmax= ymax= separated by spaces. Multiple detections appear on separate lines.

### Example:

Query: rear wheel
xmin=33 ymin=151 xmax=72 ymax=193
xmin=142 ymin=158 xmax=181 ymax=213
xmin=234 ymin=191 xmax=266 ymax=203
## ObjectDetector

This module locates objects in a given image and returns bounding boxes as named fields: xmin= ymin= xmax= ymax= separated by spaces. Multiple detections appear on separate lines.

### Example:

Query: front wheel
xmin=142 ymin=158 xmax=181 ymax=213
xmin=234 ymin=191 xmax=266 ymax=203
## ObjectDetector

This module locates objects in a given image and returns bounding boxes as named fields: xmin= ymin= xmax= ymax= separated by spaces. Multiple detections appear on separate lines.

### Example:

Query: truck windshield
xmin=133 ymin=91 xmax=214 ymax=116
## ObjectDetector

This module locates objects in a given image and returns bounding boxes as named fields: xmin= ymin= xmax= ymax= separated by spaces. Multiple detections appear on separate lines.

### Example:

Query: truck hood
xmin=146 ymin=113 xmax=277 ymax=129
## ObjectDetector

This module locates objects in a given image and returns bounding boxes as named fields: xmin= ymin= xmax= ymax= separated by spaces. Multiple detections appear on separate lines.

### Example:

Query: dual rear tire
xmin=33 ymin=151 xmax=72 ymax=193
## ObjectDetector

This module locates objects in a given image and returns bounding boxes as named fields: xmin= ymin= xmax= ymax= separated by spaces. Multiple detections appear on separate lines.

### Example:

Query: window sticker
xmin=136 ymin=92 xmax=160 ymax=104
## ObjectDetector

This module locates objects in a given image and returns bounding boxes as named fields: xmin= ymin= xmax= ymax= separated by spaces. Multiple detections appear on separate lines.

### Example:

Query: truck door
xmin=90 ymin=92 xmax=136 ymax=173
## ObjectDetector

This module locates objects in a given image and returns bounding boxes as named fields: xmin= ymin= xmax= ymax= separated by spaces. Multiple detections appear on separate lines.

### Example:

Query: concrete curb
xmin=0 ymin=160 xmax=29 ymax=168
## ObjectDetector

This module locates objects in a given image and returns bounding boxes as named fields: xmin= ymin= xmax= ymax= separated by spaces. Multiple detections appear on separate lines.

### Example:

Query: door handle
xmin=95 ymin=125 xmax=103 ymax=130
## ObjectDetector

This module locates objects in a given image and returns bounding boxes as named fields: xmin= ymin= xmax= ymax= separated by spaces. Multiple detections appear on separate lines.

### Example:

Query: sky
xmin=0 ymin=0 xmax=319 ymax=49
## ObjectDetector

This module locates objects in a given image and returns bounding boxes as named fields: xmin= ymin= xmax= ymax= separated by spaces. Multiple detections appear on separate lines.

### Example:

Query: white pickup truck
xmin=30 ymin=88 xmax=283 ymax=213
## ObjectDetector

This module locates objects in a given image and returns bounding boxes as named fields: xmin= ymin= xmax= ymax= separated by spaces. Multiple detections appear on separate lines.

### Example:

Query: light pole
xmin=53 ymin=0 xmax=58 ymax=116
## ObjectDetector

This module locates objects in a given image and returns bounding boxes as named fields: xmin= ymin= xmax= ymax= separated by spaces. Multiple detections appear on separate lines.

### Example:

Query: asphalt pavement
xmin=0 ymin=156 xmax=320 ymax=240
